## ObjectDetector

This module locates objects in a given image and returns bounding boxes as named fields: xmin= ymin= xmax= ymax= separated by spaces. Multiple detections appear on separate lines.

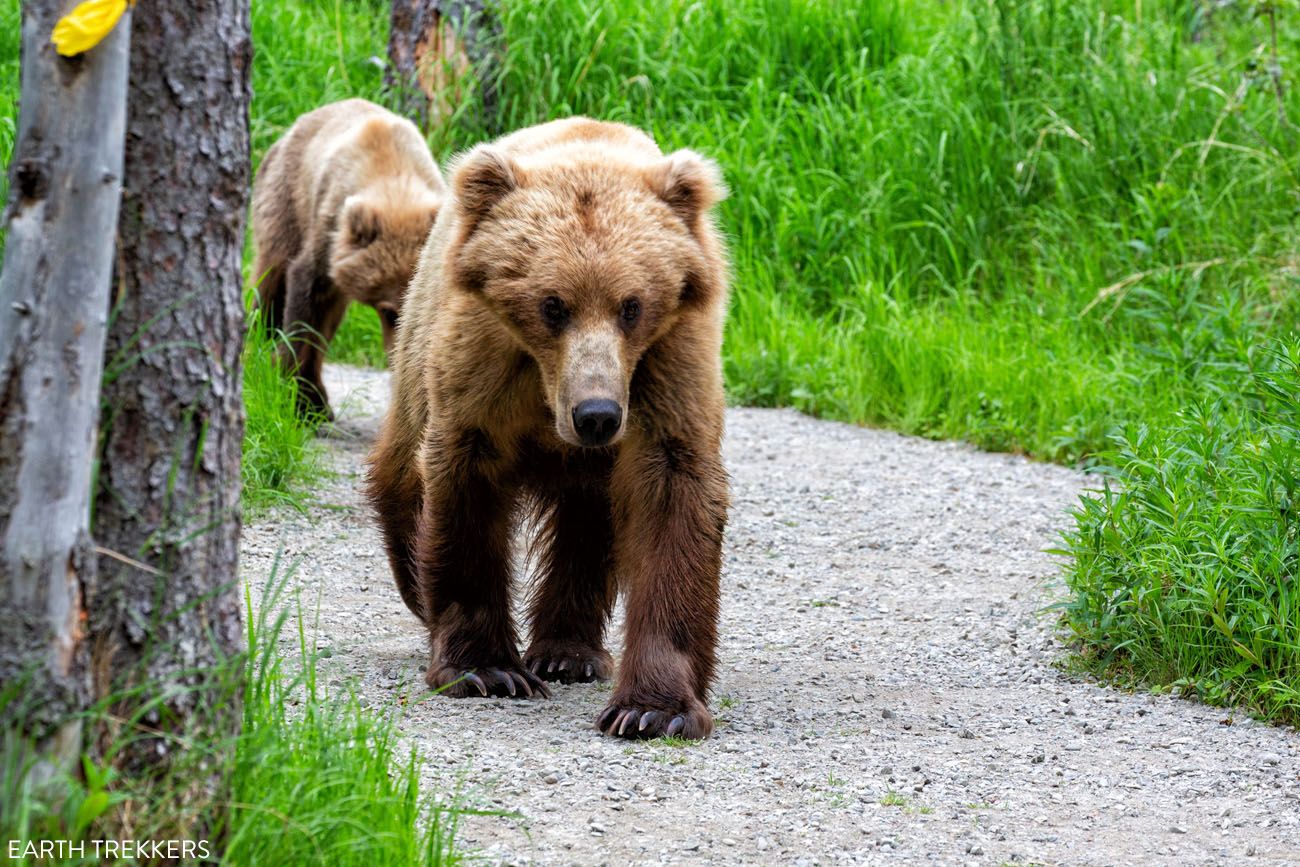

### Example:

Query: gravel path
xmin=241 ymin=364 xmax=1300 ymax=866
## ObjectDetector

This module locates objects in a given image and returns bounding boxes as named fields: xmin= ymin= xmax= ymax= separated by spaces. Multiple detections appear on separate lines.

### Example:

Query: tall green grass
xmin=242 ymin=2 xmax=1296 ymax=465
xmin=1 ymin=560 xmax=461 ymax=865
xmin=242 ymin=309 xmax=324 ymax=513
xmin=250 ymin=0 xmax=390 ymax=159
xmin=224 ymin=567 xmax=461 ymax=865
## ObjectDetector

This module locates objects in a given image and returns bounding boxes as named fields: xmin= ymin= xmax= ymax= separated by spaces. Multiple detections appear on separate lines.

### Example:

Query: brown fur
xmin=252 ymin=98 xmax=445 ymax=419
xmin=366 ymin=117 xmax=730 ymax=738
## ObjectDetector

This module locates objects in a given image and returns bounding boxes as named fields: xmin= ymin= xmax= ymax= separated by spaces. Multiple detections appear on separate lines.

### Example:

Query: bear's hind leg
xmin=366 ymin=426 xmax=424 ymax=618
xmin=418 ymin=428 xmax=550 ymax=699
xmin=523 ymin=485 xmax=617 ymax=684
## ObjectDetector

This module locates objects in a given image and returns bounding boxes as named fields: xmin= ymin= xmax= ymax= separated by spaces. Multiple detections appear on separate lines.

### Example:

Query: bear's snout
xmin=556 ymin=323 xmax=628 ymax=447
xmin=572 ymin=398 xmax=623 ymax=447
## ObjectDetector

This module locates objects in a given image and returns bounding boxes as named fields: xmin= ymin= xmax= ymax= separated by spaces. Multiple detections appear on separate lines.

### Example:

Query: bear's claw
xmin=429 ymin=662 xmax=551 ymax=699
xmin=595 ymin=700 xmax=711 ymax=740
xmin=523 ymin=642 xmax=613 ymax=684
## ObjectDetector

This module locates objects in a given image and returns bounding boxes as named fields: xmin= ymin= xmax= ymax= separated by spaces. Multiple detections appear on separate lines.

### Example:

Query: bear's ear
xmin=451 ymin=145 xmax=519 ymax=225
xmin=646 ymin=149 xmax=727 ymax=226
xmin=341 ymin=195 xmax=382 ymax=248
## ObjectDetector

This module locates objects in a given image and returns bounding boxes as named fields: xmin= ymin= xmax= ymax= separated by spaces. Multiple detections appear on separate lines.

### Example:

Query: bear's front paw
xmin=523 ymin=640 xmax=614 ymax=684
xmin=426 ymin=660 xmax=551 ymax=699
xmin=595 ymin=696 xmax=713 ymax=740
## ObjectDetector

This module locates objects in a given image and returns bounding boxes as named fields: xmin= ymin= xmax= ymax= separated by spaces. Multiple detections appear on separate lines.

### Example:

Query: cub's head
xmin=331 ymin=187 xmax=442 ymax=353
xmin=447 ymin=141 xmax=727 ymax=448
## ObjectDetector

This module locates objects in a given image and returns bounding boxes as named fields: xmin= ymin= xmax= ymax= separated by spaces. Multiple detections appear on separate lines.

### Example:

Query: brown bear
xmin=251 ymin=98 xmax=445 ymax=419
xmin=366 ymin=117 xmax=730 ymax=739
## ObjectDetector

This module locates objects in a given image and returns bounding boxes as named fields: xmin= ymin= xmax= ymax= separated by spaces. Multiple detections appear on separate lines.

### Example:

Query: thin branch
xmin=94 ymin=545 xmax=164 ymax=577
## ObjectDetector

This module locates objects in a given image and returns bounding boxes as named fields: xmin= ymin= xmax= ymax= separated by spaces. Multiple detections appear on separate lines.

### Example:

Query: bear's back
xmin=293 ymin=100 xmax=441 ymax=225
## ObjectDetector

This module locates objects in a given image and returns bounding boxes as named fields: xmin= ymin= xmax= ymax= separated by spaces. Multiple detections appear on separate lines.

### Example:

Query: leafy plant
xmin=1061 ymin=338 xmax=1300 ymax=724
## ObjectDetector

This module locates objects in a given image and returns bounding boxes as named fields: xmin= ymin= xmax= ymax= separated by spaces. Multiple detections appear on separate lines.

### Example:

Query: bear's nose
xmin=572 ymin=399 xmax=623 ymax=447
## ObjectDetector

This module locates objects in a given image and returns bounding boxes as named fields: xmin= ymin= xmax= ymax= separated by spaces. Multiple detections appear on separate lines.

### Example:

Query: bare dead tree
xmin=90 ymin=0 xmax=251 ymax=768
xmin=387 ymin=0 xmax=502 ymax=133
xmin=0 ymin=2 xmax=132 ymax=778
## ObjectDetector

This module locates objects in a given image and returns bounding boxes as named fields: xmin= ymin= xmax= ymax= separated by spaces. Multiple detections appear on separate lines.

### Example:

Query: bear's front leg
xmin=416 ymin=427 xmax=550 ymax=699
xmin=524 ymin=484 xmax=617 ymax=684
xmin=598 ymin=435 xmax=728 ymax=739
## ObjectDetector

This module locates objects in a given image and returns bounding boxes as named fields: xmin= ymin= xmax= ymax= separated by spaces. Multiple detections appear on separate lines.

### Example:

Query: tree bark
xmin=0 ymin=1 xmax=132 ymax=776
xmin=90 ymin=0 xmax=250 ymax=767
xmin=387 ymin=0 xmax=501 ymax=133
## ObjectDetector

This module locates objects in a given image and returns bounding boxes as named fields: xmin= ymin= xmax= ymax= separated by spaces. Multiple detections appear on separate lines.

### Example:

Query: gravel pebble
xmin=240 ymin=365 xmax=1300 ymax=866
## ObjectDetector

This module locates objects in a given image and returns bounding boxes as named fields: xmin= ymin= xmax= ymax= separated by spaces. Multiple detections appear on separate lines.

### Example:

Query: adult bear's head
xmin=445 ymin=130 xmax=727 ymax=448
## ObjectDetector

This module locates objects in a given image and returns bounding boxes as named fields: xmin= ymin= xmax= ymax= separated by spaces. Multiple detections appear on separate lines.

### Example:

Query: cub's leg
xmin=523 ymin=483 xmax=617 ymax=684
xmin=417 ymin=426 xmax=550 ymax=699
xmin=597 ymin=435 xmax=728 ymax=739
xmin=282 ymin=252 xmax=347 ymax=420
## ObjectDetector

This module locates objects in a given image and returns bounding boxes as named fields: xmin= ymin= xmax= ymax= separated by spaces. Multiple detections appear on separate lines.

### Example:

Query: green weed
xmin=1060 ymin=339 xmax=1300 ymax=725
xmin=880 ymin=790 xmax=908 ymax=807
xmin=463 ymin=0 xmax=1299 ymax=463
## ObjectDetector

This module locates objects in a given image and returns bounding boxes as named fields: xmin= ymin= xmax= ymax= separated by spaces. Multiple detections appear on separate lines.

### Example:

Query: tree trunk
xmin=90 ymin=0 xmax=250 ymax=768
xmin=0 ymin=1 xmax=132 ymax=776
xmin=387 ymin=0 xmax=501 ymax=133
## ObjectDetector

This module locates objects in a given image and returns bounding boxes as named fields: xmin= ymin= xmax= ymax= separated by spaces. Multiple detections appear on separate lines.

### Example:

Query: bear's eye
xmin=541 ymin=296 xmax=569 ymax=328
xmin=621 ymin=298 xmax=641 ymax=326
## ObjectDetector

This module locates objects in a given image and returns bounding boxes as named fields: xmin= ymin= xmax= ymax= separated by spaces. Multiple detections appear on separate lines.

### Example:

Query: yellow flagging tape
xmin=51 ymin=0 xmax=134 ymax=58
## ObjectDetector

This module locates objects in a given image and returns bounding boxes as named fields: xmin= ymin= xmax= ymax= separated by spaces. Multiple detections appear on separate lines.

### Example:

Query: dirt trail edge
xmin=241 ymin=365 xmax=1300 ymax=866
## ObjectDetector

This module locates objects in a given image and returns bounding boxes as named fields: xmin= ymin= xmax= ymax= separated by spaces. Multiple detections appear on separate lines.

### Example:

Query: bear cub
xmin=252 ymin=98 xmax=445 ymax=419
xmin=367 ymin=117 xmax=730 ymax=739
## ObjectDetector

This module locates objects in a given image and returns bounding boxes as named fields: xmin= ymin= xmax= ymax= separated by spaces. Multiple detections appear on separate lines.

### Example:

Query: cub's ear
xmin=451 ymin=145 xmax=519 ymax=224
xmin=341 ymin=195 xmax=382 ymax=248
xmin=646 ymin=149 xmax=727 ymax=225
